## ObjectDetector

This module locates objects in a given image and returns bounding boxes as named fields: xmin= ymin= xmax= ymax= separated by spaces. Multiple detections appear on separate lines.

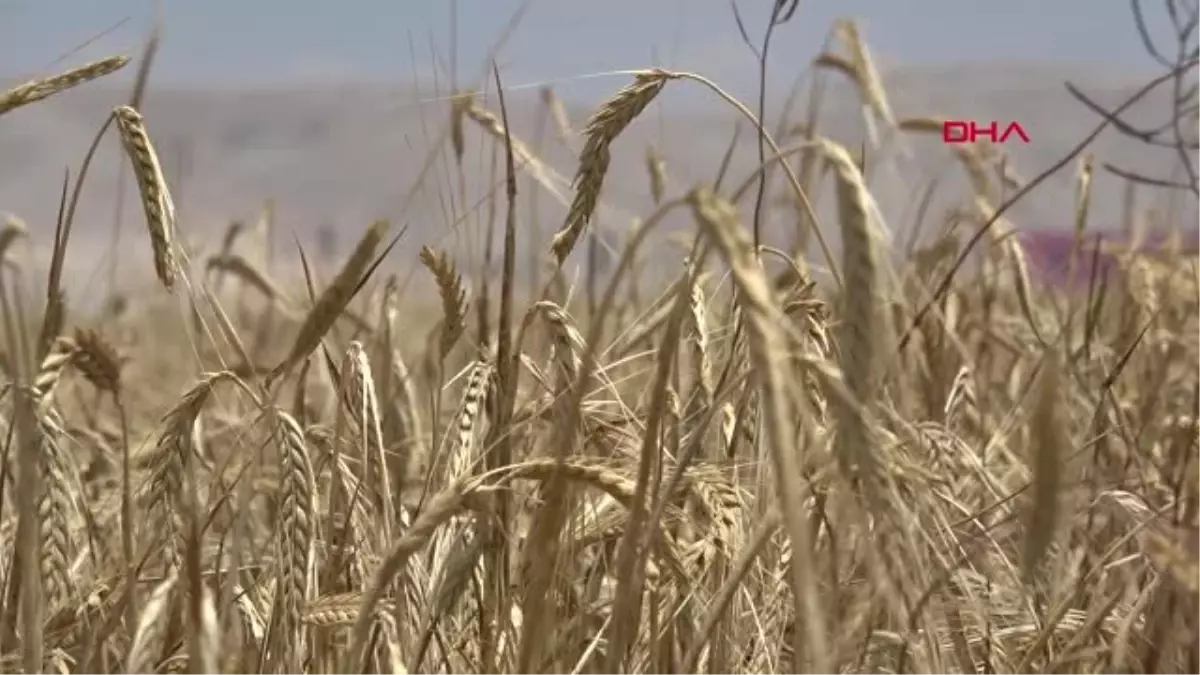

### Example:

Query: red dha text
xmin=942 ymin=120 xmax=1030 ymax=144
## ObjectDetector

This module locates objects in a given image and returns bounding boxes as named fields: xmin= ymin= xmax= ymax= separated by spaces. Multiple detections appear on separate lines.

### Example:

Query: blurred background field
xmin=0 ymin=1 xmax=1197 ymax=673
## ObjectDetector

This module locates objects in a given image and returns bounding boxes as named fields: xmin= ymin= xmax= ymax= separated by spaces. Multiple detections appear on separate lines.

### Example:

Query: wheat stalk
xmin=687 ymin=186 xmax=829 ymax=671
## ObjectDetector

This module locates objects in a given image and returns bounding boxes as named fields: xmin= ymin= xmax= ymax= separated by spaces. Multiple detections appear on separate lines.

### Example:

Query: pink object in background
xmin=1019 ymin=227 xmax=1199 ymax=288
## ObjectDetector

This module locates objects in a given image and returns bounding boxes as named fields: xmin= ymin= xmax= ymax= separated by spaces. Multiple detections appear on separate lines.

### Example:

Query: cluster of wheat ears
xmin=0 ymin=18 xmax=1197 ymax=675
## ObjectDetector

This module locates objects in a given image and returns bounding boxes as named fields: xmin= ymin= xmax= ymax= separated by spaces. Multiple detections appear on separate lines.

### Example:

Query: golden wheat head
xmin=551 ymin=70 xmax=671 ymax=264
xmin=113 ymin=105 xmax=178 ymax=291
xmin=0 ymin=55 xmax=129 ymax=117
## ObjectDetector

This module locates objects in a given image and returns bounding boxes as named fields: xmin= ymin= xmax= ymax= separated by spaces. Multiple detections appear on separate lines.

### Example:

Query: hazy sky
xmin=0 ymin=0 xmax=1176 ymax=97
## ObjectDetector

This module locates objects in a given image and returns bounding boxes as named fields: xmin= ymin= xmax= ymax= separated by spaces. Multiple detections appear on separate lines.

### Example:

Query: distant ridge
xmin=1 ymin=61 xmax=1192 ymax=294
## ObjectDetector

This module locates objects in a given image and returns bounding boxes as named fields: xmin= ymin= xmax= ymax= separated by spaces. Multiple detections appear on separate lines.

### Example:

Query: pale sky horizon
xmin=0 ymin=0 xmax=1181 ymax=101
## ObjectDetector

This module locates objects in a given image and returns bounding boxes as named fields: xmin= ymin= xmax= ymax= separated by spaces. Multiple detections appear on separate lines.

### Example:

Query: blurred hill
xmin=0 ymin=61 xmax=1194 ymax=299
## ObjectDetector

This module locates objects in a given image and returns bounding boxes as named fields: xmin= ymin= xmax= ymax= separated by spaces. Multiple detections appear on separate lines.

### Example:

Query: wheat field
xmin=0 ymin=18 xmax=1198 ymax=675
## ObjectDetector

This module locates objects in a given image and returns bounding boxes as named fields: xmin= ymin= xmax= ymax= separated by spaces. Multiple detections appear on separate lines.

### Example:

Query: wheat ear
xmin=552 ymin=70 xmax=670 ymax=264
xmin=819 ymin=138 xmax=883 ymax=485
xmin=419 ymin=245 xmax=469 ymax=359
xmin=267 ymin=219 xmax=388 ymax=384
xmin=0 ymin=55 xmax=129 ymax=116
xmin=113 ymin=105 xmax=178 ymax=291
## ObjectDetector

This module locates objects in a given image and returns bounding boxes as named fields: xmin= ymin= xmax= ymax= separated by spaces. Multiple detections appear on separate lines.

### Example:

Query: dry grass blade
xmin=0 ymin=55 xmax=129 ymax=116
xmin=207 ymin=252 xmax=291 ymax=306
xmin=463 ymin=100 xmax=573 ymax=208
xmin=1023 ymin=352 xmax=1065 ymax=582
xmin=646 ymin=145 xmax=667 ymax=205
xmin=541 ymin=86 xmax=574 ymax=145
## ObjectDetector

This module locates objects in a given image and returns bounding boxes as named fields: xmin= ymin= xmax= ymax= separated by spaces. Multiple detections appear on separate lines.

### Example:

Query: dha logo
xmin=942 ymin=120 xmax=1030 ymax=144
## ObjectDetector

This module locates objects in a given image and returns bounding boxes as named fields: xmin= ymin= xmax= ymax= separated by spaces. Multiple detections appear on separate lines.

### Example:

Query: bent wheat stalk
xmin=688 ymin=187 xmax=830 ymax=671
